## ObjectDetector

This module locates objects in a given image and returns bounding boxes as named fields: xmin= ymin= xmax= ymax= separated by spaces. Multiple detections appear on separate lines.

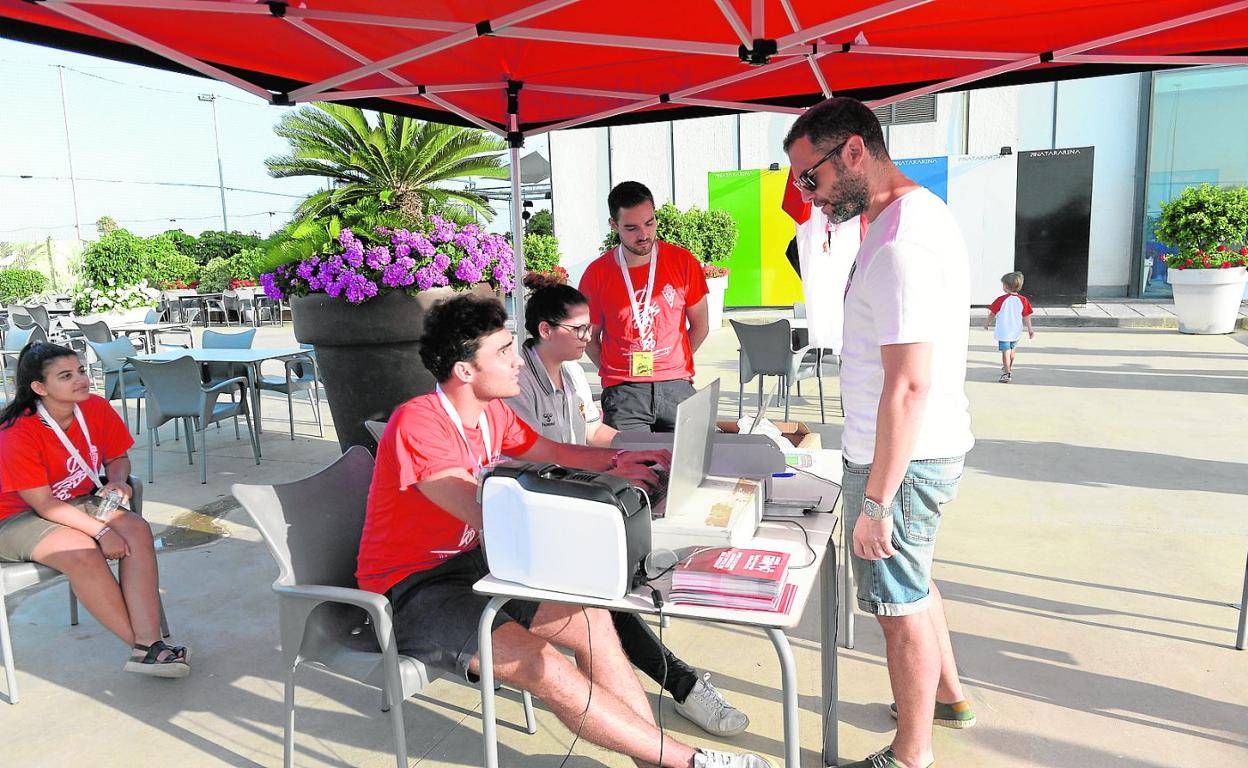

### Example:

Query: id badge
xmin=630 ymin=351 xmax=654 ymax=377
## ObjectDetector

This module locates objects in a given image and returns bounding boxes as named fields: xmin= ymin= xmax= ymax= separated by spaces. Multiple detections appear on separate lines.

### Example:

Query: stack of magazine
xmin=669 ymin=547 xmax=796 ymax=613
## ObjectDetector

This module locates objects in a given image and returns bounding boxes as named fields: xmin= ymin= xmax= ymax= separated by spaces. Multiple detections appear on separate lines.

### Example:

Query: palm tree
xmin=266 ymin=103 xmax=507 ymax=222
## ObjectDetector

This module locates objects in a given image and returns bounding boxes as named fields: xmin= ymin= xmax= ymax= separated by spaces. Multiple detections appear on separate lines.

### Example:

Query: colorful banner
xmin=708 ymin=168 xmax=804 ymax=307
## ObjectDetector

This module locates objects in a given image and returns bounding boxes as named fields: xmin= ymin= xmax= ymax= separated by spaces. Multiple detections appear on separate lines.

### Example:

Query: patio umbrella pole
xmin=508 ymin=84 xmax=526 ymax=346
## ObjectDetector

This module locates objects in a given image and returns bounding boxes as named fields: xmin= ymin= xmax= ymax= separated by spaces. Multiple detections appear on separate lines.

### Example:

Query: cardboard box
xmin=717 ymin=420 xmax=821 ymax=451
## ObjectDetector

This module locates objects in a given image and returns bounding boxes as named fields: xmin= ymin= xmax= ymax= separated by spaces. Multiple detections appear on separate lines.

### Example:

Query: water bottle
xmin=96 ymin=489 xmax=124 ymax=520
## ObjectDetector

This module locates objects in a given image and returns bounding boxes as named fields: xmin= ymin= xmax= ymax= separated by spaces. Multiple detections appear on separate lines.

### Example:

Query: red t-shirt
xmin=579 ymin=241 xmax=709 ymax=388
xmin=0 ymin=395 xmax=135 ymax=521
xmin=356 ymin=393 xmax=539 ymax=595
xmin=988 ymin=292 xmax=1034 ymax=316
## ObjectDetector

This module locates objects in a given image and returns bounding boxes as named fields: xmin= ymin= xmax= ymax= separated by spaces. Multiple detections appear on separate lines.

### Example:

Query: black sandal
xmin=124 ymin=640 xmax=190 ymax=678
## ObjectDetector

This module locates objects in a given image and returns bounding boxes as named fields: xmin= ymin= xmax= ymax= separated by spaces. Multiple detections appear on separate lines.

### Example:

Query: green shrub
xmin=522 ymin=234 xmax=561 ymax=273
xmin=80 ymin=229 xmax=153 ymax=288
xmin=198 ymin=257 xmax=233 ymax=293
xmin=193 ymin=230 xmax=263 ymax=265
xmin=149 ymin=236 xmax=201 ymax=287
xmin=228 ymin=247 xmax=266 ymax=281
xmin=160 ymin=229 xmax=198 ymax=258
xmin=1155 ymin=184 xmax=1248 ymax=260
xmin=0 ymin=268 xmax=49 ymax=303
xmin=526 ymin=209 xmax=554 ymax=236
xmin=599 ymin=202 xmax=739 ymax=265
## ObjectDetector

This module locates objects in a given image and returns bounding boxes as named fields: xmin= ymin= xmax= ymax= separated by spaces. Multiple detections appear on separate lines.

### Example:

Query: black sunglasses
xmin=792 ymin=138 xmax=849 ymax=193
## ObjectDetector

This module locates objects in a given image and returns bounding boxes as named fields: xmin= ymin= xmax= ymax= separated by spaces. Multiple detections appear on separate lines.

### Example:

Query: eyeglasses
xmin=554 ymin=322 xmax=592 ymax=341
xmin=792 ymin=139 xmax=848 ymax=193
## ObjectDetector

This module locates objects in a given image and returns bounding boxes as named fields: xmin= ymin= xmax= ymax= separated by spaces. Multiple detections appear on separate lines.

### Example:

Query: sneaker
xmin=998 ymin=371 xmax=1011 ymax=383
xmin=840 ymin=747 xmax=931 ymax=768
xmin=889 ymin=699 xmax=977 ymax=729
xmin=675 ymin=673 xmax=750 ymax=736
xmin=693 ymin=748 xmax=774 ymax=768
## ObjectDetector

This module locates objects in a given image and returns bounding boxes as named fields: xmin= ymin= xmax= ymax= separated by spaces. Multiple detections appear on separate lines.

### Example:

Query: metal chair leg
xmin=1 ymin=592 xmax=19 ymax=704
xmin=1236 ymin=550 xmax=1247 ymax=650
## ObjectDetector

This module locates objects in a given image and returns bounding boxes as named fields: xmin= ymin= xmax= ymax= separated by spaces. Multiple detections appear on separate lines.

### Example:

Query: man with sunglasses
xmin=784 ymin=98 xmax=975 ymax=768
xmin=579 ymin=181 xmax=711 ymax=433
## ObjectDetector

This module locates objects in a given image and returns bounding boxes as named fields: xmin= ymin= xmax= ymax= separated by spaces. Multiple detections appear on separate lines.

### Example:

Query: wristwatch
xmin=862 ymin=495 xmax=893 ymax=521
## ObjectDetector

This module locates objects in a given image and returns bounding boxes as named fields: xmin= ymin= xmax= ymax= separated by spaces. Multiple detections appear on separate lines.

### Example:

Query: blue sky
xmin=0 ymin=38 xmax=536 ymax=245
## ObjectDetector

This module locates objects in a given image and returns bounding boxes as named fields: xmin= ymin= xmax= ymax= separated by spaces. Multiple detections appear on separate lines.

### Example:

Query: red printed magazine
xmin=669 ymin=548 xmax=795 ymax=612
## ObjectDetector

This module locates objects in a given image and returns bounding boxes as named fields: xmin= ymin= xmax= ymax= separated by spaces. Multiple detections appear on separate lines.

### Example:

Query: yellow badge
xmin=630 ymin=351 xmax=654 ymax=377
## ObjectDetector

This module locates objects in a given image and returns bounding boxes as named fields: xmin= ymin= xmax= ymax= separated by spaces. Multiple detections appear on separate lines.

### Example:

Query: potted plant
xmin=260 ymin=214 xmax=515 ymax=450
xmin=1155 ymin=184 xmax=1248 ymax=334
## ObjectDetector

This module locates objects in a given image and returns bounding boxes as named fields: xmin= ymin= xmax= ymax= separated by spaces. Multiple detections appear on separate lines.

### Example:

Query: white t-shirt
xmin=563 ymin=361 xmax=602 ymax=443
xmin=839 ymin=188 xmax=974 ymax=464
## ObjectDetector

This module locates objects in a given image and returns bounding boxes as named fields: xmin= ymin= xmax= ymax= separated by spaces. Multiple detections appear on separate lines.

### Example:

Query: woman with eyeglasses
xmin=506 ymin=284 xmax=750 ymax=738
xmin=0 ymin=342 xmax=190 ymax=678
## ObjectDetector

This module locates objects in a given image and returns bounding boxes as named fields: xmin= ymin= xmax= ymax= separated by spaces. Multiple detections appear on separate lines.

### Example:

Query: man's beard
xmin=819 ymin=171 xmax=870 ymax=225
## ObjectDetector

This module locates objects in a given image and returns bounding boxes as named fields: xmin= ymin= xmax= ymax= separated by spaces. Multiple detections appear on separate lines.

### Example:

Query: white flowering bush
xmin=71 ymin=278 xmax=161 ymax=315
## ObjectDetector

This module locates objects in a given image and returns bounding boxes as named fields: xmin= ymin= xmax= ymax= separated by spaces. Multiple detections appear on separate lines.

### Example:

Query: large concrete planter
xmin=705 ymin=275 xmax=729 ymax=328
xmin=292 ymin=284 xmax=495 ymax=451
xmin=74 ymin=306 xmax=154 ymax=326
xmin=1167 ymin=266 xmax=1248 ymax=334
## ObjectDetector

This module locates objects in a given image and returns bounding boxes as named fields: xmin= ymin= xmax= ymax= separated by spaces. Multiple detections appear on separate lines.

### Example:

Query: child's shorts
xmin=998 ymin=340 xmax=1018 ymax=351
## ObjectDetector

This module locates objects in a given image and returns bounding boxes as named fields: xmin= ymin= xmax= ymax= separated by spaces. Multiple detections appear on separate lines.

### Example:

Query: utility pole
xmin=57 ymin=66 xmax=84 ymax=243
xmin=198 ymin=93 xmax=229 ymax=230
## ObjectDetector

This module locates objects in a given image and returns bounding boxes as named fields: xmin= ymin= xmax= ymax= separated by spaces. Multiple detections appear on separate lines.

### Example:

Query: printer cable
xmin=557 ymin=607 xmax=592 ymax=768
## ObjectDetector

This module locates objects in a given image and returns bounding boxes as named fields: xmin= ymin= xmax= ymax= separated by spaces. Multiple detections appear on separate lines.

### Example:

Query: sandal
xmin=125 ymin=640 xmax=191 ymax=678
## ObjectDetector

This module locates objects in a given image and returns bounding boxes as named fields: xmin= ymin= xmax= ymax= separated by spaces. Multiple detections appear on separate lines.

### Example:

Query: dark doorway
xmin=1014 ymin=147 xmax=1095 ymax=305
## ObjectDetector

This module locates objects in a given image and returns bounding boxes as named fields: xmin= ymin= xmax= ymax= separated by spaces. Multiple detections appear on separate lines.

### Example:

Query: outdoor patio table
xmin=476 ymin=451 xmax=844 ymax=768
xmin=110 ymin=320 xmax=195 ymax=352
xmin=130 ymin=345 xmax=306 ymax=443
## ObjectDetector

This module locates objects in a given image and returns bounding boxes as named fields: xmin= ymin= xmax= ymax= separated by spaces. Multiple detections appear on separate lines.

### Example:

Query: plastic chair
xmin=1 ymin=326 xmax=48 ymax=400
xmin=731 ymin=319 xmax=825 ymax=423
xmin=201 ymin=327 xmax=256 ymax=384
xmin=142 ymin=309 xmax=194 ymax=349
xmin=232 ymin=447 xmax=537 ymax=768
xmin=0 ymin=477 xmax=169 ymax=705
xmin=364 ymin=420 xmax=386 ymax=444
xmin=74 ymin=319 xmax=116 ymax=345
xmin=129 ymin=356 xmax=260 ymax=484
xmin=1237 ymin=551 xmax=1247 ymax=651
xmin=255 ymin=348 xmax=323 ymax=439
xmin=20 ymin=305 xmax=51 ymax=336
xmin=86 ymin=339 xmax=146 ymax=434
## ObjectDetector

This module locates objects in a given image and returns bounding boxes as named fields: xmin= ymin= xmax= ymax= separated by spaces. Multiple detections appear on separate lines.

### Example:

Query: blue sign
xmin=895 ymin=156 xmax=949 ymax=202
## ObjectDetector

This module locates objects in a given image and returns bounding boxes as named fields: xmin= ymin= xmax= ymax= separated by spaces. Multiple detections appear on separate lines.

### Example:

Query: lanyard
xmin=36 ymin=402 xmax=104 ymax=491
xmin=616 ymin=244 xmax=658 ymax=337
xmin=435 ymin=384 xmax=494 ymax=470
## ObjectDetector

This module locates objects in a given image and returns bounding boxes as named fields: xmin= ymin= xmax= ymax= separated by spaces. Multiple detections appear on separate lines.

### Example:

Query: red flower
xmin=1202 ymin=259 xmax=1212 ymax=267
xmin=1176 ymin=263 xmax=1187 ymax=270
xmin=1240 ymin=247 xmax=1248 ymax=256
xmin=1221 ymin=262 xmax=1233 ymax=268
xmin=1184 ymin=259 xmax=1194 ymax=267
xmin=1216 ymin=244 xmax=1227 ymax=252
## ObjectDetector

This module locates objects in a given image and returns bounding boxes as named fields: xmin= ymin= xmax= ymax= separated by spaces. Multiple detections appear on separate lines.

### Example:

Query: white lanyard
xmin=616 ymin=244 xmax=658 ymax=338
xmin=435 ymin=384 xmax=493 ymax=470
xmin=36 ymin=402 xmax=103 ymax=491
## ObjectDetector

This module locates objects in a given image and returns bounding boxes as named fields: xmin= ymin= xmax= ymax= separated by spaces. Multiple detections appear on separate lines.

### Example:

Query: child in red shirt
xmin=0 ymin=342 xmax=189 ymax=677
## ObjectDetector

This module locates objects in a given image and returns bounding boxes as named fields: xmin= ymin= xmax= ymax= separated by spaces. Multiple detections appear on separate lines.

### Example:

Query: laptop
xmin=650 ymin=380 xmax=719 ymax=517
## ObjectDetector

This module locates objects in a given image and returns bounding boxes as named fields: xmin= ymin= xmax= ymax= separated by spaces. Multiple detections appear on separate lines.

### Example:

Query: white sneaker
xmin=674 ymin=673 xmax=750 ymax=736
xmin=693 ymin=748 xmax=774 ymax=768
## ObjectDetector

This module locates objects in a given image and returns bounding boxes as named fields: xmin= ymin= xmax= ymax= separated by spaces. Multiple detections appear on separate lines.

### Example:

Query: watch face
xmin=863 ymin=497 xmax=890 ymax=520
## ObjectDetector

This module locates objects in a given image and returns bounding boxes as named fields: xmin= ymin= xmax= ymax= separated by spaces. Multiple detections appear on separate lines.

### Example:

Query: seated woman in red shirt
xmin=0 ymin=342 xmax=189 ymax=678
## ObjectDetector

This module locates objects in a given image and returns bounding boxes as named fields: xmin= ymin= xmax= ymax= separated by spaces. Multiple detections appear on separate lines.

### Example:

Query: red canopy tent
xmin=4 ymin=0 xmax=1246 ymax=332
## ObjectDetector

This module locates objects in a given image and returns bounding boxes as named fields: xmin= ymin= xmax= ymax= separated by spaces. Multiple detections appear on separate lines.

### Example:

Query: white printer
xmin=479 ymin=462 xmax=652 ymax=600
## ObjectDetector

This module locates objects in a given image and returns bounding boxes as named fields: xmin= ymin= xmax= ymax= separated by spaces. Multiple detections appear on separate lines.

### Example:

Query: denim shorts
xmin=842 ymin=456 xmax=964 ymax=616
xmin=998 ymin=340 xmax=1018 ymax=351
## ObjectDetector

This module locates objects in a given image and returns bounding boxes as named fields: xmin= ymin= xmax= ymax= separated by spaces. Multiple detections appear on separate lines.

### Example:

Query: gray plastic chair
xmin=1237 ymin=551 xmax=1247 ymax=651
xmin=1 ymin=326 xmax=48 ymax=400
xmin=233 ymin=447 xmax=537 ymax=768
xmin=74 ymin=319 xmax=116 ymax=345
xmin=363 ymin=419 xmax=387 ymax=444
xmin=201 ymin=327 xmax=256 ymax=386
xmin=86 ymin=338 xmax=146 ymax=433
xmin=141 ymin=309 xmax=194 ymax=349
xmin=731 ymin=318 xmax=825 ymax=423
xmin=1 ymin=477 xmax=169 ymax=705
xmin=20 ymin=305 xmax=50 ymax=336
xmin=129 ymin=356 xmax=260 ymax=484
xmin=10 ymin=312 xmax=35 ymax=331
xmin=255 ymin=348 xmax=323 ymax=439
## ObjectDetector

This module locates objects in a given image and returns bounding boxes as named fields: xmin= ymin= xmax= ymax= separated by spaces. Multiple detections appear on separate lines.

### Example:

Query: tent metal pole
xmin=510 ymin=142 xmax=525 ymax=346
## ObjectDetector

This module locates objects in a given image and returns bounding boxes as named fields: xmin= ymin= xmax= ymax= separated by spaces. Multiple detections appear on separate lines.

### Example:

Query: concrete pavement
xmin=2 ymin=319 xmax=1245 ymax=767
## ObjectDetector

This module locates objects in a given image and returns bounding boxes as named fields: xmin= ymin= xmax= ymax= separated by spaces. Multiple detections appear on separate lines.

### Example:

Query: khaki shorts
xmin=0 ymin=496 xmax=103 ymax=562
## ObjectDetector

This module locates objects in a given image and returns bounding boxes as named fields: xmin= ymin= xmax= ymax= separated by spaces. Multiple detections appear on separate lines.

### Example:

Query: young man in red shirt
xmin=579 ymin=181 xmax=711 ymax=432
xmin=357 ymin=295 xmax=772 ymax=768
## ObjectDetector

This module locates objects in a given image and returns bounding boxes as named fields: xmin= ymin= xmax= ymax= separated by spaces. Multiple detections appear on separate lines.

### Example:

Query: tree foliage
xmin=526 ymin=209 xmax=554 ymax=236
xmin=1155 ymin=184 xmax=1248 ymax=259
xmin=266 ymin=103 xmax=507 ymax=223
xmin=522 ymin=233 xmax=562 ymax=273
xmin=600 ymin=203 xmax=739 ymax=265
xmin=0 ymin=268 xmax=49 ymax=303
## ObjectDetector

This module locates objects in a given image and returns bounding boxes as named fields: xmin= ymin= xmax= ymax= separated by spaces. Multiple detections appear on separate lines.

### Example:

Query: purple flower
xmin=432 ymin=252 xmax=451 ymax=271
xmin=429 ymin=215 xmax=457 ymax=243
xmin=294 ymin=259 xmax=318 ymax=282
xmin=343 ymin=240 xmax=365 ymax=268
xmin=338 ymin=228 xmax=356 ymax=246
xmin=394 ymin=243 xmax=411 ymax=259
xmin=343 ymin=272 xmax=379 ymax=304
xmin=382 ymin=259 xmax=416 ymax=288
xmin=365 ymin=246 xmax=392 ymax=269
xmin=259 ymin=272 xmax=284 ymax=301
xmin=409 ymin=232 xmax=436 ymax=258
xmin=455 ymin=259 xmax=483 ymax=283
